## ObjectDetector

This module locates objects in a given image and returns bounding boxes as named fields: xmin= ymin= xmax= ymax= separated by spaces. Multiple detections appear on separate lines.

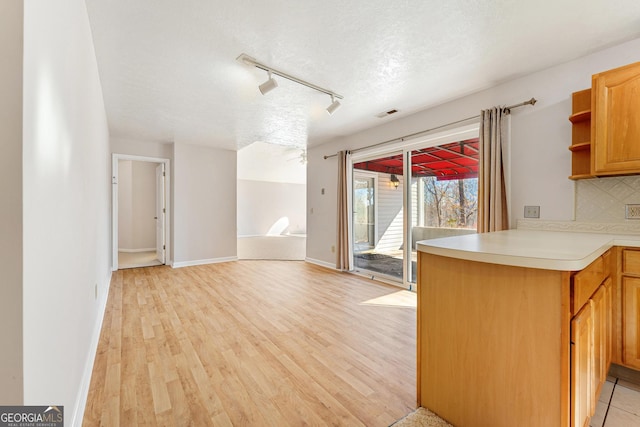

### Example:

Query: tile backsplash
xmin=576 ymin=175 xmax=640 ymax=222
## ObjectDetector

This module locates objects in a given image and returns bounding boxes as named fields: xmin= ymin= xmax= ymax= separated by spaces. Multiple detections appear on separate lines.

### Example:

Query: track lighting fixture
xmin=258 ymin=71 xmax=278 ymax=95
xmin=326 ymin=95 xmax=341 ymax=115
xmin=237 ymin=53 xmax=343 ymax=112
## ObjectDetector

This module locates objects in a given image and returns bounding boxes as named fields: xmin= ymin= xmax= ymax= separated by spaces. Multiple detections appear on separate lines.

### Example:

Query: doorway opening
xmin=236 ymin=142 xmax=307 ymax=260
xmin=112 ymin=154 xmax=171 ymax=270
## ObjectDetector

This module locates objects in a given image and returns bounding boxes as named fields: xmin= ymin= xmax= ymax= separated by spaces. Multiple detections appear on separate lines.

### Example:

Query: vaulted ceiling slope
xmin=85 ymin=0 xmax=640 ymax=150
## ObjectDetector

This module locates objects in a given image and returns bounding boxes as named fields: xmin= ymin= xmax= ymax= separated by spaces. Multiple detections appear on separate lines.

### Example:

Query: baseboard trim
xmin=118 ymin=247 xmax=156 ymax=253
xmin=172 ymin=256 xmax=238 ymax=268
xmin=71 ymin=270 xmax=113 ymax=427
xmin=305 ymin=257 xmax=337 ymax=270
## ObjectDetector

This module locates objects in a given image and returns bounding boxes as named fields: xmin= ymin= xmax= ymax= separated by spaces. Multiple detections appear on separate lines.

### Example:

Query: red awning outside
xmin=353 ymin=138 xmax=479 ymax=181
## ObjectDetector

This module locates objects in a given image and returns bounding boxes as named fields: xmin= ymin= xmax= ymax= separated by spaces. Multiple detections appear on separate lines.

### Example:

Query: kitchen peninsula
xmin=416 ymin=229 xmax=640 ymax=427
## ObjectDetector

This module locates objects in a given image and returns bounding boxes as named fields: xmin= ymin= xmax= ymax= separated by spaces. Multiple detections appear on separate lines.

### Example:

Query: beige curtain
xmin=336 ymin=150 xmax=352 ymax=270
xmin=478 ymin=107 xmax=510 ymax=233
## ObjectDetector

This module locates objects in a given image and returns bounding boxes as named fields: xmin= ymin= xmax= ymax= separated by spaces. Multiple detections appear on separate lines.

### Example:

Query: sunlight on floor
xmin=360 ymin=290 xmax=417 ymax=308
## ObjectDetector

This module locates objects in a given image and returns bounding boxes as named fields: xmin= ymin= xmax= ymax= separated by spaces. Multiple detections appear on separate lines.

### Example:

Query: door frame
xmin=155 ymin=163 xmax=166 ymax=264
xmin=112 ymin=154 xmax=171 ymax=271
xmin=352 ymin=170 xmax=379 ymax=250
xmin=350 ymin=150 xmax=404 ymax=286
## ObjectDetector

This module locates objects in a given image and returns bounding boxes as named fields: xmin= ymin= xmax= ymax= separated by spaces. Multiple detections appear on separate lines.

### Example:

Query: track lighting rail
xmin=237 ymin=53 xmax=343 ymax=101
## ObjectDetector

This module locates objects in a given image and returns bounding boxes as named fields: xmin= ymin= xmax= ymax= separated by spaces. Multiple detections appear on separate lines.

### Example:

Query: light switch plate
xmin=524 ymin=205 xmax=540 ymax=218
xmin=626 ymin=204 xmax=640 ymax=219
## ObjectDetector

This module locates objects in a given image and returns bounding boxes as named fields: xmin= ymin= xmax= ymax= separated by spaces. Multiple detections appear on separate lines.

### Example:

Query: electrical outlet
xmin=331 ymin=245 xmax=335 ymax=253
xmin=524 ymin=205 xmax=540 ymax=219
xmin=94 ymin=283 xmax=98 ymax=299
xmin=626 ymin=204 xmax=640 ymax=219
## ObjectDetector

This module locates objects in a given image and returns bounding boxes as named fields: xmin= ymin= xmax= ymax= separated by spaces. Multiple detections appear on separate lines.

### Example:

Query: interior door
xmin=155 ymin=163 xmax=165 ymax=264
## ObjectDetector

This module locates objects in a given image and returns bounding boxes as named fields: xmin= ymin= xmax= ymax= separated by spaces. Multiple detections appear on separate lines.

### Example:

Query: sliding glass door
xmin=349 ymin=127 xmax=479 ymax=290
xmin=352 ymin=153 xmax=405 ymax=283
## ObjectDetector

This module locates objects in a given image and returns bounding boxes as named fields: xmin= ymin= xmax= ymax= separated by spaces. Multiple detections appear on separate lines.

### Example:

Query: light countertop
xmin=416 ymin=229 xmax=640 ymax=271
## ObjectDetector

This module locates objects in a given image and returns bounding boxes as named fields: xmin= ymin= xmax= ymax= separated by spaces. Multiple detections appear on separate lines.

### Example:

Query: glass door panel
xmin=408 ymin=138 xmax=480 ymax=287
xmin=352 ymin=154 xmax=404 ymax=283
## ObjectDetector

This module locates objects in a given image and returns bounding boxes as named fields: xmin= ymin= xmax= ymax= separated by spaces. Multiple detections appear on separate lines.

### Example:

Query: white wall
xmin=22 ymin=0 xmax=111 ymax=424
xmin=111 ymin=138 xmax=239 ymax=266
xmin=118 ymin=160 xmax=157 ymax=250
xmin=0 ymin=0 xmax=24 ymax=405
xmin=237 ymin=141 xmax=306 ymax=184
xmin=237 ymin=142 xmax=307 ymax=236
xmin=307 ymin=37 xmax=640 ymax=265
xmin=111 ymin=137 xmax=174 ymax=160
xmin=237 ymin=180 xmax=306 ymax=235
xmin=173 ymin=143 xmax=237 ymax=264
xmin=118 ymin=160 xmax=134 ymax=249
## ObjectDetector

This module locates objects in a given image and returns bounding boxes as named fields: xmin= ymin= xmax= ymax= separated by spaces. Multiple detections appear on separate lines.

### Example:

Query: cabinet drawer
xmin=573 ymin=256 xmax=605 ymax=315
xmin=623 ymin=249 xmax=640 ymax=275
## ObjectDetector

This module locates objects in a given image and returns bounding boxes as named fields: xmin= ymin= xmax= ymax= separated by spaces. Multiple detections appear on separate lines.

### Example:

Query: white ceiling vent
xmin=376 ymin=109 xmax=399 ymax=118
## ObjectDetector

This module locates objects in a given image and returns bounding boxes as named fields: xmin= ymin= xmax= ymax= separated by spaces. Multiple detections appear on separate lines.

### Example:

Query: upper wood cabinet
xmin=592 ymin=61 xmax=640 ymax=176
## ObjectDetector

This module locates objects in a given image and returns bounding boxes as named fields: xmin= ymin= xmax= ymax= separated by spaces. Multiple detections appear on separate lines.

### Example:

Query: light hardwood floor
xmin=83 ymin=261 xmax=417 ymax=426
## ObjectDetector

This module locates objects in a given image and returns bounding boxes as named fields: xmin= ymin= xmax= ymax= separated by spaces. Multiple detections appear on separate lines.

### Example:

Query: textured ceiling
xmin=85 ymin=0 xmax=640 ymax=150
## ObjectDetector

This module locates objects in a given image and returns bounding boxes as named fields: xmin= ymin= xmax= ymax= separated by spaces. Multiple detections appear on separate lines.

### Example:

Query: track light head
xmin=237 ymin=53 xmax=343 ymax=111
xmin=326 ymin=95 xmax=341 ymax=115
xmin=259 ymin=71 xmax=278 ymax=95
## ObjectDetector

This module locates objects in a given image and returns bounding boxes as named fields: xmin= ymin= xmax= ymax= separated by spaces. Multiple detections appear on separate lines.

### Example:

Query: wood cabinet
xmin=571 ymin=301 xmax=593 ymax=427
xmin=568 ymin=62 xmax=640 ymax=179
xmin=418 ymin=250 xmax=613 ymax=427
xmin=569 ymin=89 xmax=593 ymax=180
xmin=570 ymin=259 xmax=612 ymax=427
xmin=592 ymin=62 xmax=640 ymax=176
xmin=622 ymin=249 xmax=640 ymax=369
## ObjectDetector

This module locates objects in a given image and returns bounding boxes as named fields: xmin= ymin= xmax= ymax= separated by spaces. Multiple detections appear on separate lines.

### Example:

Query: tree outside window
xmin=422 ymin=176 xmax=477 ymax=229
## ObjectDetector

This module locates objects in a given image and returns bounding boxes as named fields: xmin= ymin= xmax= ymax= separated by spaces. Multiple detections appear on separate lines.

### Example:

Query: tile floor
xmin=591 ymin=377 xmax=640 ymax=426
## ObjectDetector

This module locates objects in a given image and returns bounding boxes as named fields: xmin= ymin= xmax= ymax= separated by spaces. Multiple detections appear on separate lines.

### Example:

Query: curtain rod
xmin=323 ymin=97 xmax=537 ymax=159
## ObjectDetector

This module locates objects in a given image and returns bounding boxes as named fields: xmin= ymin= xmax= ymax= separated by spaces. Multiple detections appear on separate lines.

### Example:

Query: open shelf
xmin=569 ymin=142 xmax=591 ymax=152
xmin=569 ymin=173 xmax=594 ymax=181
xmin=569 ymin=89 xmax=592 ymax=180
xmin=569 ymin=110 xmax=591 ymax=123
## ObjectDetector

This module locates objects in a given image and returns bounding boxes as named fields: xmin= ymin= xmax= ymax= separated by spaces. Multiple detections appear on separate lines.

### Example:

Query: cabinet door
xmin=605 ymin=278 xmax=613 ymax=372
xmin=592 ymin=61 xmax=640 ymax=175
xmin=623 ymin=277 xmax=640 ymax=369
xmin=572 ymin=300 xmax=594 ymax=427
xmin=591 ymin=284 xmax=607 ymax=404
